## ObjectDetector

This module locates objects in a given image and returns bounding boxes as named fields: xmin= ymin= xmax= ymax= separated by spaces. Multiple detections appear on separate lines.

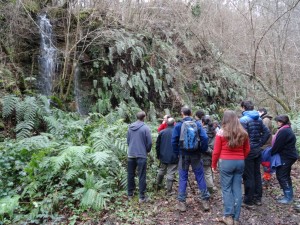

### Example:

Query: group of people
xmin=126 ymin=100 xmax=299 ymax=225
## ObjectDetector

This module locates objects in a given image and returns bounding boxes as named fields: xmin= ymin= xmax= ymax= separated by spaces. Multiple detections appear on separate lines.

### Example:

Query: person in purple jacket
xmin=127 ymin=111 xmax=152 ymax=203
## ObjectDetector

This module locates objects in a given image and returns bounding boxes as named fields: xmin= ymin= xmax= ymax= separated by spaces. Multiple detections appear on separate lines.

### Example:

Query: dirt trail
xmin=103 ymin=161 xmax=300 ymax=225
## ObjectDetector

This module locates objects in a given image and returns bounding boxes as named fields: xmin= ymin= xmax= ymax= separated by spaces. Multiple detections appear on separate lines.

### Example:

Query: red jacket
xmin=157 ymin=123 xmax=168 ymax=132
xmin=212 ymin=130 xmax=250 ymax=169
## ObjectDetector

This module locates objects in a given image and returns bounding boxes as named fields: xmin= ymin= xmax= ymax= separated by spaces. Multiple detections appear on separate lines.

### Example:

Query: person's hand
xmin=212 ymin=168 xmax=218 ymax=173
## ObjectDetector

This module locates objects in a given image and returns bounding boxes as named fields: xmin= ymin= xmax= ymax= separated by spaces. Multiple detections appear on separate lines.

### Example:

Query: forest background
xmin=1 ymin=0 xmax=300 ymax=224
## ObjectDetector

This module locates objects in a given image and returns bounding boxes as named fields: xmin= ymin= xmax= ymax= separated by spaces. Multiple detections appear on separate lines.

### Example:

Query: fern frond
xmin=51 ymin=155 xmax=68 ymax=172
xmin=1 ymin=95 xmax=19 ymax=118
xmin=15 ymin=121 xmax=34 ymax=139
xmin=65 ymin=169 xmax=80 ymax=181
xmin=0 ymin=195 xmax=20 ymax=218
xmin=91 ymin=136 xmax=111 ymax=152
xmin=16 ymin=100 xmax=26 ymax=123
xmin=91 ymin=151 xmax=110 ymax=166
xmin=20 ymin=135 xmax=52 ymax=150
xmin=36 ymin=95 xmax=50 ymax=113
xmin=43 ymin=115 xmax=63 ymax=135
xmin=113 ymin=138 xmax=128 ymax=155
xmin=73 ymin=173 xmax=110 ymax=210
xmin=23 ymin=96 xmax=38 ymax=122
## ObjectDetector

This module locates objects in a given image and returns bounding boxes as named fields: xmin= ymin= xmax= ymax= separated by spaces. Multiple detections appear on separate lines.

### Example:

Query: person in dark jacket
xmin=258 ymin=108 xmax=274 ymax=187
xmin=240 ymin=101 xmax=270 ymax=208
xmin=271 ymin=115 xmax=299 ymax=204
xmin=198 ymin=115 xmax=217 ymax=194
xmin=258 ymin=108 xmax=273 ymax=148
xmin=127 ymin=111 xmax=152 ymax=203
xmin=172 ymin=107 xmax=210 ymax=212
xmin=156 ymin=118 xmax=178 ymax=195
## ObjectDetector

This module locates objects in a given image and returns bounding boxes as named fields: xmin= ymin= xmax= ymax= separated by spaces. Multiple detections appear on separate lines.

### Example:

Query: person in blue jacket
xmin=172 ymin=107 xmax=210 ymax=212
xmin=240 ymin=101 xmax=270 ymax=208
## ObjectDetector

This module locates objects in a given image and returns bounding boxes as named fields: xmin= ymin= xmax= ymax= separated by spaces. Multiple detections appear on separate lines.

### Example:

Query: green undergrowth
xmin=0 ymin=97 xmax=160 ymax=224
xmin=1 ymin=94 xmax=300 ymax=224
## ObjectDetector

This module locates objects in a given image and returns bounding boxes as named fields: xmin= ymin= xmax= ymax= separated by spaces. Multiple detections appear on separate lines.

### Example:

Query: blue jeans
xmin=127 ymin=157 xmax=147 ymax=199
xmin=220 ymin=159 xmax=244 ymax=221
xmin=178 ymin=154 xmax=210 ymax=202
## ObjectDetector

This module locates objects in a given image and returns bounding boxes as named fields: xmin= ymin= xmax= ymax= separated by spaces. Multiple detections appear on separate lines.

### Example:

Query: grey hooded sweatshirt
xmin=127 ymin=121 xmax=152 ymax=158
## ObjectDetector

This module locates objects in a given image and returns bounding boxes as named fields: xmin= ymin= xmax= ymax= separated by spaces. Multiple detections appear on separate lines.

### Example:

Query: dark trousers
xmin=243 ymin=154 xmax=262 ymax=204
xmin=276 ymin=158 xmax=297 ymax=190
xmin=127 ymin=157 xmax=147 ymax=199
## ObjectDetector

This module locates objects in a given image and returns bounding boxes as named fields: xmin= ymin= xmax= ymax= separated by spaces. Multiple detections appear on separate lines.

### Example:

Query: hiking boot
xmin=233 ymin=220 xmax=239 ymax=225
xmin=253 ymin=199 xmax=262 ymax=206
xmin=156 ymin=174 xmax=164 ymax=191
xmin=177 ymin=201 xmax=186 ymax=212
xmin=220 ymin=216 xmax=233 ymax=225
xmin=278 ymin=187 xmax=293 ymax=204
xmin=208 ymin=186 xmax=217 ymax=194
xmin=128 ymin=195 xmax=133 ymax=201
xmin=201 ymin=200 xmax=210 ymax=212
xmin=294 ymin=204 xmax=300 ymax=213
xmin=242 ymin=202 xmax=254 ymax=209
xmin=166 ymin=179 xmax=174 ymax=196
xmin=139 ymin=196 xmax=150 ymax=204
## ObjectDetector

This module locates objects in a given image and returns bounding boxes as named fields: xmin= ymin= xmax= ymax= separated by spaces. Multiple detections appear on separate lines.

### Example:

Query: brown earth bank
xmin=101 ymin=161 xmax=300 ymax=225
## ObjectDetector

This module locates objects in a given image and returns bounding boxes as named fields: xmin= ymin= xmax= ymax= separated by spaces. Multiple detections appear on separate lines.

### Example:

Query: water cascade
xmin=37 ymin=14 xmax=56 ymax=96
xmin=74 ymin=65 xmax=88 ymax=115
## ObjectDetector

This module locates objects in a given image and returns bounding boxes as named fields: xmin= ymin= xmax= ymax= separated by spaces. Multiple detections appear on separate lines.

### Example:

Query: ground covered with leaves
xmin=101 ymin=161 xmax=300 ymax=225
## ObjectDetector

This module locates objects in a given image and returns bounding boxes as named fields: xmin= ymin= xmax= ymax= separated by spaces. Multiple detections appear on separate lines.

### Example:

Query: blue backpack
xmin=179 ymin=120 xmax=200 ymax=152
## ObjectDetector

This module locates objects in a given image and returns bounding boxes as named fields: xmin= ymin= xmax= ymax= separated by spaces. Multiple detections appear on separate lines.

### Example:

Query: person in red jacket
xmin=157 ymin=115 xmax=170 ymax=132
xmin=212 ymin=110 xmax=250 ymax=225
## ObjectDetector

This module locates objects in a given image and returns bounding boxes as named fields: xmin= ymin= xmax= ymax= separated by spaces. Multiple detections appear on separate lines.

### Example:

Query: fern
xmin=1 ymin=95 xmax=52 ymax=139
xmin=51 ymin=146 xmax=90 ymax=173
xmin=65 ymin=169 xmax=80 ymax=181
xmin=43 ymin=115 xmax=63 ymax=135
xmin=15 ymin=121 xmax=34 ymax=139
xmin=23 ymin=96 xmax=38 ymax=122
xmin=91 ymin=151 xmax=111 ymax=166
xmin=73 ymin=173 xmax=110 ymax=210
xmin=1 ymin=95 xmax=19 ymax=118
xmin=0 ymin=195 xmax=19 ymax=219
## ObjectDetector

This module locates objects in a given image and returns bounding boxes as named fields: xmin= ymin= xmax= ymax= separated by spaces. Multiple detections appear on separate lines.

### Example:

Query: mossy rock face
xmin=0 ymin=120 xmax=4 ymax=129
xmin=47 ymin=7 xmax=66 ymax=19
xmin=23 ymin=0 xmax=40 ymax=13
xmin=50 ymin=95 xmax=64 ymax=109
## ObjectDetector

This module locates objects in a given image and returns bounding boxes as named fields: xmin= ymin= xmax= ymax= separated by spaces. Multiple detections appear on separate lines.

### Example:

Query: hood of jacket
xmin=242 ymin=110 xmax=260 ymax=120
xmin=129 ymin=121 xmax=145 ymax=131
xmin=262 ymin=114 xmax=273 ymax=120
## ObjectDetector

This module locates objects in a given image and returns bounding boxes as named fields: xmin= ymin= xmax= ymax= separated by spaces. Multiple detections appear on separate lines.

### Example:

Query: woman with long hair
xmin=272 ymin=115 xmax=298 ymax=204
xmin=212 ymin=110 xmax=250 ymax=225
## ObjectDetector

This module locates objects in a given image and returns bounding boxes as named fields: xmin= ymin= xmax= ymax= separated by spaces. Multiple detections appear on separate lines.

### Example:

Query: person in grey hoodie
xmin=127 ymin=111 xmax=152 ymax=203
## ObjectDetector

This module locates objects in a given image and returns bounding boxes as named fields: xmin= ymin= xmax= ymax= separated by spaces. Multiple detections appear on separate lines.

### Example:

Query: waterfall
xmin=37 ymin=14 xmax=56 ymax=96
xmin=74 ymin=65 xmax=87 ymax=115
